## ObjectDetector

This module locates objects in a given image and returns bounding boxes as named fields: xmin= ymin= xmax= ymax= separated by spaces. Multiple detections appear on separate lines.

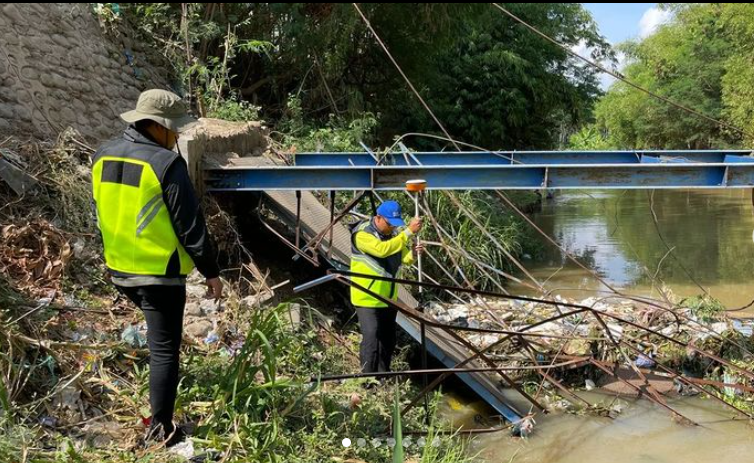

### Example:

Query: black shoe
xmin=165 ymin=425 xmax=187 ymax=448
xmin=143 ymin=422 xmax=187 ymax=448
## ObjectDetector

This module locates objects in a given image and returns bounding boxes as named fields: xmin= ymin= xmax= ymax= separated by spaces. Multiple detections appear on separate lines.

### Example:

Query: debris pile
xmin=0 ymin=130 xmax=281 ymax=458
xmin=0 ymin=220 xmax=72 ymax=298
xmin=427 ymin=293 xmax=754 ymax=418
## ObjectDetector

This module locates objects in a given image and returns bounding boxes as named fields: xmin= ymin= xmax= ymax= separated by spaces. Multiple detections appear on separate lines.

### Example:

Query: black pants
xmin=355 ymin=306 xmax=398 ymax=374
xmin=118 ymin=285 xmax=186 ymax=432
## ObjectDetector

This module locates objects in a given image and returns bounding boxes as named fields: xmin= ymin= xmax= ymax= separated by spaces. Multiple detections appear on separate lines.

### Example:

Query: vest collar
xmin=370 ymin=217 xmax=396 ymax=238
xmin=123 ymin=126 xmax=162 ymax=148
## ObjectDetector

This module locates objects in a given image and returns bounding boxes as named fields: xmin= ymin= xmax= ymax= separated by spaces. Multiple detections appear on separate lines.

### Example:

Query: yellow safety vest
xmin=350 ymin=221 xmax=405 ymax=308
xmin=92 ymin=134 xmax=194 ymax=277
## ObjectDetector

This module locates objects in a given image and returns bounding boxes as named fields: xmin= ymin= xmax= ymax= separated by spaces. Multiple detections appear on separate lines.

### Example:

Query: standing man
xmin=92 ymin=89 xmax=223 ymax=446
xmin=350 ymin=200 xmax=422 ymax=376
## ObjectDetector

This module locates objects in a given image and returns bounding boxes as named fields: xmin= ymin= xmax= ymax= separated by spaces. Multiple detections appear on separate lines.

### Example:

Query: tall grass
xmin=381 ymin=189 xmax=541 ymax=292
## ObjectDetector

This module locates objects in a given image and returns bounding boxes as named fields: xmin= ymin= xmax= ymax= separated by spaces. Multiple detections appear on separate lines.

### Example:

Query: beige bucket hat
xmin=120 ymin=89 xmax=197 ymax=133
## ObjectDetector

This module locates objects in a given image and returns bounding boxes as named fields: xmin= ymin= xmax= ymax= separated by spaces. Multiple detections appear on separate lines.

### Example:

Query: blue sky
xmin=583 ymin=3 xmax=655 ymax=43
xmin=582 ymin=3 xmax=672 ymax=88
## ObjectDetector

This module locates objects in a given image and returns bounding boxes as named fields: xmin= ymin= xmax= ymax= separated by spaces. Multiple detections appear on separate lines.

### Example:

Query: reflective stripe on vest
xmin=92 ymin=155 xmax=194 ymax=276
xmin=349 ymin=221 xmax=402 ymax=308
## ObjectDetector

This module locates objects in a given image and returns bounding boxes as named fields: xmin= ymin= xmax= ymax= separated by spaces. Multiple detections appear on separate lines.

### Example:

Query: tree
xmin=122 ymin=3 xmax=608 ymax=149
xmin=397 ymin=3 xmax=609 ymax=149
xmin=593 ymin=4 xmax=754 ymax=149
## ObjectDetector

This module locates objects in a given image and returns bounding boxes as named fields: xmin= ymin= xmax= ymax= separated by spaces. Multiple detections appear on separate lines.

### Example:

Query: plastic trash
xmin=635 ymin=353 xmax=656 ymax=369
xmin=204 ymin=332 xmax=220 ymax=345
xmin=512 ymin=416 xmax=536 ymax=438
xmin=224 ymin=338 xmax=245 ymax=357
xmin=169 ymin=439 xmax=195 ymax=460
xmin=732 ymin=319 xmax=753 ymax=337
xmin=609 ymin=403 xmax=624 ymax=418
xmin=605 ymin=323 xmax=623 ymax=340
xmin=585 ymin=379 xmax=596 ymax=391
xmin=121 ymin=325 xmax=147 ymax=348
xmin=723 ymin=373 xmax=741 ymax=398
xmin=40 ymin=416 xmax=57 ymax=428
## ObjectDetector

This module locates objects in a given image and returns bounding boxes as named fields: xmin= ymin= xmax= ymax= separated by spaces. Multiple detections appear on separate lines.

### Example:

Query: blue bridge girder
xmin=204 ymin=150 xmax=754 ymax=191
xmin=292 ymin=150 xmax=753 ymax=166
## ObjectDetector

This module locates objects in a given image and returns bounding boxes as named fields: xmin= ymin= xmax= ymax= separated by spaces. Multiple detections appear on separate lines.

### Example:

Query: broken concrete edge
xmin=178 ymin=118 xmax=269 ymax=194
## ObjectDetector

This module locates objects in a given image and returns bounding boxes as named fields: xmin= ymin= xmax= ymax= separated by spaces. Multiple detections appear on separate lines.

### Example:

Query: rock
xmin=186 ymin=284 xmax=205 ymax=300
xmin=0 ymin=157 xmax=38 ymax=195
xmin=200 ymin=298 xmax=220 ymax=314
xmin=53 ymin=386 xmax=80 ymax=410
xmin=184 ymin=302 xmax=202 ymax=316
xmin=185 ymin=320 xmax=213 ymax=339
xmin=286 ymin=303 xmax=301 ymax=330
xmin=84 ymin=422 xmax=123 ymax=449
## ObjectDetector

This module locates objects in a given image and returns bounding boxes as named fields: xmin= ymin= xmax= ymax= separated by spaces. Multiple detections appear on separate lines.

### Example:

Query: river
xmin=451 ymin=189 xmax=754 ymax=461
xmin=521 ymin=189 xmax=754 ymax=312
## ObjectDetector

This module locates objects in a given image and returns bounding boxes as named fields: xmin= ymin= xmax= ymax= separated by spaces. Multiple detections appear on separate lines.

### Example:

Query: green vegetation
xmin=0 ymin=282 xmax=472 ymax=463
xmin=680 ymin=295 xmax=726 ymax=324
xmin=0 ymin=117 xmax=474 ymax=463
xmin=581 ymin=4 xmax=754 ymax=149
xmin=87 ymin=3 xmax=611 ymax=294
xmin=98 ymin=3 xmax=608 ymax=150
xmin=10 ymin=2 xmax=754 ymax=462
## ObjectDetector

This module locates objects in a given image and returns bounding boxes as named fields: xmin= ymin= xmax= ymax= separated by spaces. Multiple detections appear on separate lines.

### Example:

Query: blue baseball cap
xmin=376 ymin=200 xmax=405 ymax=227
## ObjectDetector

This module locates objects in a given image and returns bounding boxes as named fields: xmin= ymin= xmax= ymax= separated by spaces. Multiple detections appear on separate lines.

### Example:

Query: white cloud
xmin=571 ymin=39 xmax=627 ymax=90
xmin=639 ymin=7 xmax=672 ymax=38
xmin=572 ymin=39 xmax=591 ymax=59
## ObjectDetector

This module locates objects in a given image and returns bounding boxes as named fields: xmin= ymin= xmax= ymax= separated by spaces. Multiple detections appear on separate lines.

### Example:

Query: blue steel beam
xmin=205 ymin=162 xmax=754 ymax=191
xmin=294 ymin=150 xmax=752 ymax=167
